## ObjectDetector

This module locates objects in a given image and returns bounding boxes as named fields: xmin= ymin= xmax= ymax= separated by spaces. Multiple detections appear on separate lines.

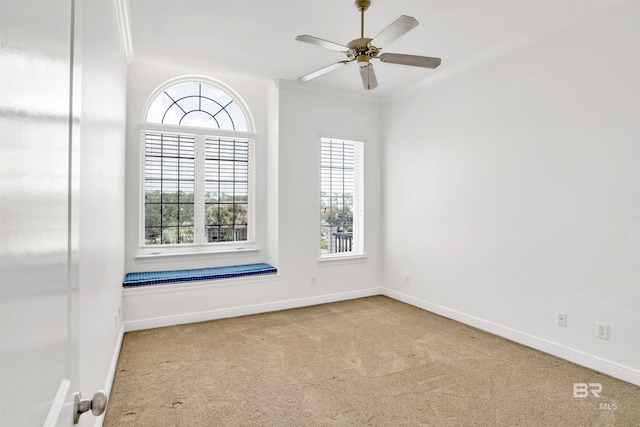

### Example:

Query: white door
xmin=1 ymin=0 xmax=81 ymax=425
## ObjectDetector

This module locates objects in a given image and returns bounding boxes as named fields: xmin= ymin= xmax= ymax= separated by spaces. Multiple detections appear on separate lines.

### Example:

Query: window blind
xmin=143 ymin=132 xmax=251 ymax=246
xmin=204 ymin=137 xmax=250 ymax=243
xmin=144 ymin=132 xmax=196 ymax=245
xmin=320 ymin=138 xmax=364 ymax=257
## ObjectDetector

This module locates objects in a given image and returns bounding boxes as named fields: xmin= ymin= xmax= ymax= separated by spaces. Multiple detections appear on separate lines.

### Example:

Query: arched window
xmin=139 ymin=77 xmax=256 ymax=252
xmin=144 ymin=81 xmax=249 ymax=131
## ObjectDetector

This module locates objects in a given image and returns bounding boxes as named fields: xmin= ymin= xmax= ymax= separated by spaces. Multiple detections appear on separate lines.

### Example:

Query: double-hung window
xmin=140 ymin=79 xmax=255 ymax=254
xmin=320 ymin=138 xmax=364 ymax=258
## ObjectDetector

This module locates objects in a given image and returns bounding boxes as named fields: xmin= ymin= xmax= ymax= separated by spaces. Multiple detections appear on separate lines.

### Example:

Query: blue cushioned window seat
xmin=123 ymin=263 xmax=277 ymax=288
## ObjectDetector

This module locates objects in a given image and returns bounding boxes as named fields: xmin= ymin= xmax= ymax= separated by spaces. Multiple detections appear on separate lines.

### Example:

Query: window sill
xmin=318 ymin=254 xmax=367 ymax=264
xmin=135 ymin=244 xmax=259 ymax=263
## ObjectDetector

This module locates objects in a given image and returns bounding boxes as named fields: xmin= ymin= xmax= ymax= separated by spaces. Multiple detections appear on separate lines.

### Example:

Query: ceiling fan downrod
xmin=355 ymin=0 xmax=370 ymax=39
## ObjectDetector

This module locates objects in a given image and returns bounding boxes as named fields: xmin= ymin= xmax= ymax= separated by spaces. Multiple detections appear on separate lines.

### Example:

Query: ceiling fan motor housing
xmin=347 ymin=38 xmax=379 ymax=63
xmin=347 ymin=37 xmax=372 ymax=52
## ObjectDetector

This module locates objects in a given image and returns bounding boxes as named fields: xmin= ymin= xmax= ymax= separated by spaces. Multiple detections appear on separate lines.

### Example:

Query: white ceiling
xmin=127 ymin=0 xmax=608 ymax=99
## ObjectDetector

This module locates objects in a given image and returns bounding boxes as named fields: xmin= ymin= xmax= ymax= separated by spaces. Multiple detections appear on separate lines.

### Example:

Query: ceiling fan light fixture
xmin=357 ymin=55 xmax=370 ymax=67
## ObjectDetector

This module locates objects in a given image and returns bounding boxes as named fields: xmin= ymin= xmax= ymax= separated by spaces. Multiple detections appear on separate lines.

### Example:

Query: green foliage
xmin=144 ymin=190 xmax=247 ymax=245
xmin=320 ymin=192 xmax=353 ymax=253
xmin=205 ymin=193 xmax=248 ymax=226
xmin=205 ymin=195 xmax=248 ymax=242
xmin=145 ymin=191 xmax=194 ymax=244
xmin=320 ymin=236 xmax=328 ymax=251
xmin=321 ymin=192 xmax=353 ymax=231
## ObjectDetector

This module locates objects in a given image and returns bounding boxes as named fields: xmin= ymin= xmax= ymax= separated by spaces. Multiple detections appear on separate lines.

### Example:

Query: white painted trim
xmin=383 ymin=288 xmax=640 ymax=387
xmin=113 ymin=0 xmax=133 ymax=63
xmin=106 ymin=324 xmax=125 ymax=396
xmin=124 ymin=287 xmax=384 ymax=332
xmin=318 ymin=255 xmax=368 ymax=265
xmin=42 ymin=378 xmax=71 ymax=427
xmin=92 ymin=324 xmax=125 ymax=427
xmin=120 ymin=285 xmax=640 ymax=386
xmin=134 ymin=246 xmax=259 ymax=262
xmin=138 ymin=122 xmax=259 ymax=140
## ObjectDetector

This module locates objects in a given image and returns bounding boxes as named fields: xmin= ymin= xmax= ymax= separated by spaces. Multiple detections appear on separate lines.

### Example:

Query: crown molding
xmin=114 ymin=0 xmax=134 ymax=63
xmin=383 ymin=0 xmax=628 ymax=103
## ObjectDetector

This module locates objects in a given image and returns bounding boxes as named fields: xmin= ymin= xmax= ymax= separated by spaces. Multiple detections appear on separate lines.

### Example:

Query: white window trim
xmin=134 ymin=244 xmax=259 ymax=262
xmin=318 ymin=254 xmax=368 ymax=263
xmin=320 ymin=137 xmax=365 ymax=259
xmin=137 ymin=77 xmax=257 ymax=258
xmin=137 ymin=125 xmax=257 ymax=257
xmin=141 ymin=122 xmax=257 ymax=140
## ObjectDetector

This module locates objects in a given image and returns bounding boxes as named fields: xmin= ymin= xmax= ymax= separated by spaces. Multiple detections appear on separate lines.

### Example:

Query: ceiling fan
xmin=295 ymin=0 xmax=441 ymax=90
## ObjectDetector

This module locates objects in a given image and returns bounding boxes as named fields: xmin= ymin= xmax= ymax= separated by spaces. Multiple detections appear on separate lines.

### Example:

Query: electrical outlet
xmin=310 ymin=276 xmax=317 ymax=286
xmin=404 ymin=274 xmax=411 ymax=285
xmin=557 ymin=313 xmax=567 ymax=327
xmin=596 ymin=322 xmax=609 ymax=340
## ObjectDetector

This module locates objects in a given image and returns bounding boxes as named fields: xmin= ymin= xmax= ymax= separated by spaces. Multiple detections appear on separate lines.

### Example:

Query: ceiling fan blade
xmin=379 ymin=53 xmax=441 ymax=69
xmin=298 ymin=61 xmax=350 ymax=82
xmin=359 ymin=63 xmax=378 ymax=90
xmin=370 ymin=15 xmax=419 ymax=48
xmin=295 ymin=35 xmax=349 ymax=52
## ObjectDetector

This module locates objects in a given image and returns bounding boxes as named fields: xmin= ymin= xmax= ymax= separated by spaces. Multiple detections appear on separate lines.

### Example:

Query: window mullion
xmin=194 ymin=135 xmax=206 ymax=245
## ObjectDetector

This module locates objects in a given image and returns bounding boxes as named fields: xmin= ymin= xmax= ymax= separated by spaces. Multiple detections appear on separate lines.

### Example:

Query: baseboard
xmin=383 ymin=288 xmax=640 ymax=387
xmin=121 ymin=286 xmax=640 ymax=387
xmin=93 ymin=324 xmax=125 ymax=427
xmin=124 ymin=287 xmax=384 ymax=332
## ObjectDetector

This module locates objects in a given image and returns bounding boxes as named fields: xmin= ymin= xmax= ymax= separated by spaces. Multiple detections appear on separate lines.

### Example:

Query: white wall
xmin=383 ymin=2 xmax=639 ymax=382
xmin=123 ymin=73 xmax=385 ymax=329
xmin=77 ymin=1 xmax=127 ymax=423
xmin=275 ymin=82 xmax=384 ymax=298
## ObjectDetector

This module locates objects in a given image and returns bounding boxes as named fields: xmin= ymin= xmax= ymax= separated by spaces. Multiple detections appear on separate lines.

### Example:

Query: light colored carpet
xmin=104 ymin=296 xmax=640 ymax=426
